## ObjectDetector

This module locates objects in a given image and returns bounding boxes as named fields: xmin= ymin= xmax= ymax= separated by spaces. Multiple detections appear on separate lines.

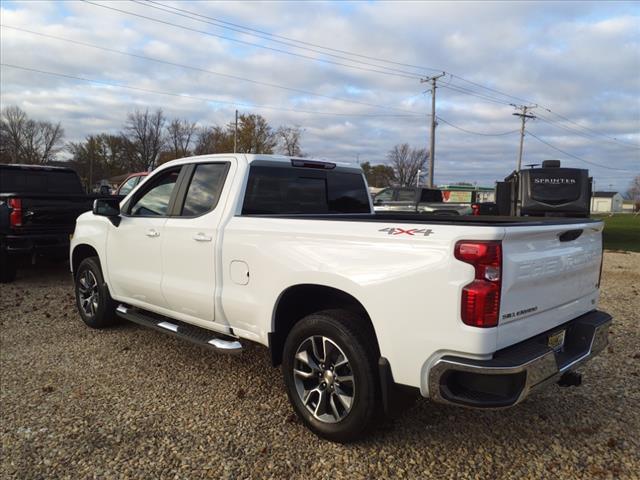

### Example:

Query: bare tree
xmin=68 ymin=134 xmax=133 ymax=188
xmin=123 ymin=109 xmax=166 ymax=171
xmin=166 ymin=118 xmax=197 ymax=160
xmin=28 ymin=120 xmax=65 ymax=164
xmin=0 ymin=106 xmax=27 ymax=163
xmin=0 ymin=106 xmax=64 ymax=164
xmin=194 ymin=125 xmax=233 ymax=155
xmin=626 ymin=175 xmax=640 ymax=211
xmin=231 ymin=114 xmax=277 ymax=154
xmin=387 ymin=143 xmax=428 ymax=187
xmin=276 ymin=126 xmax=304 ymax=156
xmin=361 ymin=161 xmax=396 ymax=187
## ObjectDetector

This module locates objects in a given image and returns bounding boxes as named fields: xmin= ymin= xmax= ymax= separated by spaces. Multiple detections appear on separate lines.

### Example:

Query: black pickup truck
xmin=0 ymin=164 xmax=113 ymax=282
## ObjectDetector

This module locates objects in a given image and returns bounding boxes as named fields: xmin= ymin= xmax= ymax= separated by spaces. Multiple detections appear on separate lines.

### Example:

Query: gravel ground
xmin=1 ymin=252 xmax=639 ymax=479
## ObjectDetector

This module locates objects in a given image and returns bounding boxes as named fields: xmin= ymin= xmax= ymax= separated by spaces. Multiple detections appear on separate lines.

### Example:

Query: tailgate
xmin=19 ymin=196 xmax=92 ymax=232
xmin=497 ymin=221 xmax=603 ymax=349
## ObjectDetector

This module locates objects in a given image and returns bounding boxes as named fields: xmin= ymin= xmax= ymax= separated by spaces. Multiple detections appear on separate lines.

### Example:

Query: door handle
xmin=193 ymin=232 xmax=212 ymax=242
xmin=146 ymin=229 xmax=160 ymax=238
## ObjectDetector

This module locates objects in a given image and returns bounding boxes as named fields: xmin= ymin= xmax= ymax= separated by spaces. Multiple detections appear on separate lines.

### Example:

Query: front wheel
xmin=282 ymin=310 xmax=379 ymax=442
xmin=74 ymin=256 xmax=117 ymax=328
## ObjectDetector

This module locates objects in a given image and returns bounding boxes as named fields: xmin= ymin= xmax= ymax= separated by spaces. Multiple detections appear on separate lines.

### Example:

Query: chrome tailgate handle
xmin=146 ymin=229 xmax=160 ymax=238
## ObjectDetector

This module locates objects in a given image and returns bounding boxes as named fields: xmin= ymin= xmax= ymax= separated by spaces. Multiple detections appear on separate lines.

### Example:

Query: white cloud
xmin=1 ymin=0 xmax=638 ymax=191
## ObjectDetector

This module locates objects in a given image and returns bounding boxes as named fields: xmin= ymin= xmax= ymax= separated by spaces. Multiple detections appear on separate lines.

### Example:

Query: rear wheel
xmin=74 ymin=257 xmax=117 ymax=328
xmin=282 ymin=310 xmax=379 ymax=442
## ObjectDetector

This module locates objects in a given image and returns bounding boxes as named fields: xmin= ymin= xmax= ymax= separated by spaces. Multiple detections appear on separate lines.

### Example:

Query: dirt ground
xmin=1 ymin=252 xmax=639 ymax=479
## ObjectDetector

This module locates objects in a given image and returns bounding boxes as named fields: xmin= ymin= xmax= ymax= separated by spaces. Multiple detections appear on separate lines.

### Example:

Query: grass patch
xmin=592 ymin=214 xmax=640 ymax=252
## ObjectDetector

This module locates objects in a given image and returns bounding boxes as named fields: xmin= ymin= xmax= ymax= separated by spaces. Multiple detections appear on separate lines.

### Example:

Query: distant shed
xmin=591 ymin=191 xmax=623 ymax=213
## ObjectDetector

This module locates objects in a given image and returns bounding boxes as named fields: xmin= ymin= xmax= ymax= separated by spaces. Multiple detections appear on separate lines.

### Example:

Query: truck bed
xmin=243 ymin=212 xmax=601 ymax=227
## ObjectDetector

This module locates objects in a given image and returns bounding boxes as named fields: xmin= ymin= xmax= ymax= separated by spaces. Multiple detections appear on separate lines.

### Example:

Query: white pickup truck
xmin=70 ymin=154 xmax=611 ymax=442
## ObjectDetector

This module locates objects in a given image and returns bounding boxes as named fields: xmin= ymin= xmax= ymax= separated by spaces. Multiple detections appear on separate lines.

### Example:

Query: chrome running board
xmin=115 ymin=304 xmax=243 ymax=354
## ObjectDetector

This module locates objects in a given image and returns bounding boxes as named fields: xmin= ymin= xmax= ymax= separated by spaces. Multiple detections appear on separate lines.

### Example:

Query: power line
xmin=142 ymin=0 xmax=442 ymax=74
xmin=443 ymin=82 xmax=640 ymax=150
xmin=448 ymin=74 xmax=535 ymax=106
xmin=0 ymin=63 xmax=424 ymax=118
xmin=122 ymin=1 xmax=640 ymax=150
xmin=537 ymin=110 xmax=640 ymax=149
xmin=10 ymin=1 xmax=639 ymax=151
xmin=436 ymin=116 xmax=519 ymax=136
xmin=535 ymin=112 xmax=640 ymax=150
xmin=527 ymin=131 xmax=634 ymax=171
xmin=445 ymin=79 xmax=640 ymax=149
xmin=440 ymin=84 xmax=513 ymax=106
xmin=138 ymin=1 xmax=538 ymax=106
xmin=442 ymin=76 xmax=639 ymax=151
xmin=0 ymin=24 xmax=421 ymax=115
xmin=81 ymin=1 xmax=422 ymax=80
xmin=132 ymin=0 xmax=429 ymax=79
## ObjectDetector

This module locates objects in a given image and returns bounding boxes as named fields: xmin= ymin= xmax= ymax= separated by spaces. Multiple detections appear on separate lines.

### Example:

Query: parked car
xmin=71 ymin=154 xmax=611 ymax=442
xmin=471 ymin=201 xmax=499 ymax=216
xmin=116 ymin=172 xmax=148 ymax=196
xmin=0 ymin=164 xmax=112 ymax=282
xmin=373 ymin=187 xmax=473 ymax=215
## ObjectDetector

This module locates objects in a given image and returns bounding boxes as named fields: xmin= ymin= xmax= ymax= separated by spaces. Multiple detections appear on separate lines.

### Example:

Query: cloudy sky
xmin=1 ymin=0 xmax=639 ymax=191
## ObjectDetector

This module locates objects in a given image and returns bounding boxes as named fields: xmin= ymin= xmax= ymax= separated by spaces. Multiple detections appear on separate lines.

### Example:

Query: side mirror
xmin=93 ymin=198 xmax=121 ymax=226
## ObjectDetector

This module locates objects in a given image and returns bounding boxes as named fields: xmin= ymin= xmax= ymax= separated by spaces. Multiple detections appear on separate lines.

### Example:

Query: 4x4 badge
xmin=378 ymin=227 xmax=433 ymax=236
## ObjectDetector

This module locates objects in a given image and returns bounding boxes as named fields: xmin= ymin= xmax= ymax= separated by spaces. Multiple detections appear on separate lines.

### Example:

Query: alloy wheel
xmin=78 ymin=270 xmax=99 ymax=318
xmin=292 ymin=335 xmax=355 ymax=423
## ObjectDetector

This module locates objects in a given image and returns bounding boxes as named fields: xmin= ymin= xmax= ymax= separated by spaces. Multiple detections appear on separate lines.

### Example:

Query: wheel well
xmin=269 ymin=284 xmax=380 ymax=366
xmin=71 ymin=244 xmax=99 ymax=276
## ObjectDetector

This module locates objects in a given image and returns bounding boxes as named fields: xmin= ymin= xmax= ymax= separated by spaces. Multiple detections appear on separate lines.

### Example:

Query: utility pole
xmin=234 ymin=109 xmax=238 ymax=153
xmin=421 ymin=72 xmax=446 ymax=188
xmin=512 ymin=104 xmax=536 ymax=171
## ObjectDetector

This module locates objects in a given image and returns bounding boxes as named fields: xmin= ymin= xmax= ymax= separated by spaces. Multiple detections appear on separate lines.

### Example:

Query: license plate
xmin=548 ymin=330 xmax=566 ymax=351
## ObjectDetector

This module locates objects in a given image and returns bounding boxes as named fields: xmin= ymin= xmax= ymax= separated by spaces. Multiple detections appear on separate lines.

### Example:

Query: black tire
xmin=282 ymin=309 xmax=380 ymax=443
xmin=74 ymin=256 xmax=118 ymax=329
xmin=0 ymin=249 xmax=17 ymax=283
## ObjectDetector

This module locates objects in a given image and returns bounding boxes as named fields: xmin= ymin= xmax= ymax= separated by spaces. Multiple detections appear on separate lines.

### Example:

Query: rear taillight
xmin=455 ymin=240 xmax=502 ymax=328
xmin=8 ymin=198 xmax=22 ymax=228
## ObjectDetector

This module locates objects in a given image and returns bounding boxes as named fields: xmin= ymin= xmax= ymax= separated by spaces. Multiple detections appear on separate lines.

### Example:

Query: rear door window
xmin=242 ymin=165 xmax=370 ymax=215
xmin=180 ymin=163 xmax=229 ymax=216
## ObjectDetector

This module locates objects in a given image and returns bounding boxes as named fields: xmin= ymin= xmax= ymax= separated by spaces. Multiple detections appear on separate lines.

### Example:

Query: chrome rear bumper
xmin=428 ymin=310 xmax=611 ymax=408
